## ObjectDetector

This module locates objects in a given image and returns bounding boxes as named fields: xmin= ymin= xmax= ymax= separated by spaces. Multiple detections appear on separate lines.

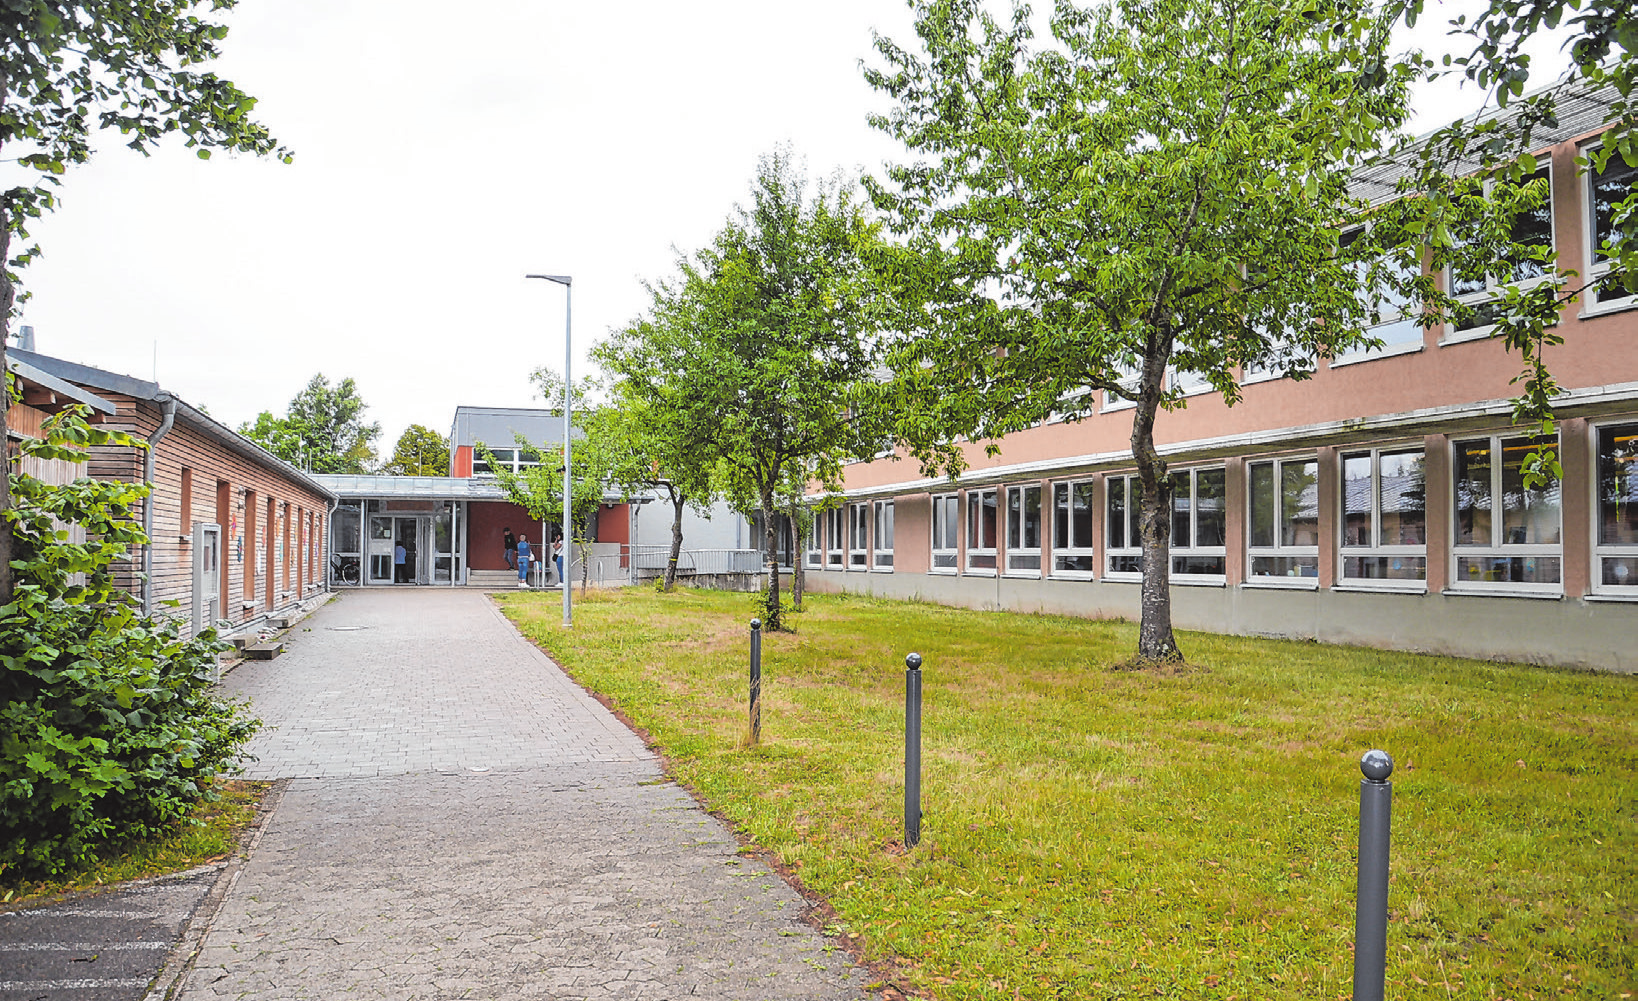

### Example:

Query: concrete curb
xmin=143 ymin=778 xmax=291 ymax=1001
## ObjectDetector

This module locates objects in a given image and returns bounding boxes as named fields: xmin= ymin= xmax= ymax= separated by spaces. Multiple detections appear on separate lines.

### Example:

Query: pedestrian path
xmin=177 ymin=590 xmax=864 ymax=1000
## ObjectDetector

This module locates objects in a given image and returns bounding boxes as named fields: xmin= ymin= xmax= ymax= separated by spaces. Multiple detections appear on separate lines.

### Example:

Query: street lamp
xmin=526 ymin=273 xmax=573 ymax=629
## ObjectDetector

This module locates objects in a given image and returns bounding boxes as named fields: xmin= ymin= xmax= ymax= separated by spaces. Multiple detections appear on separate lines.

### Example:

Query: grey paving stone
xmin=178 ymin=590 xmax=864 ymax=1000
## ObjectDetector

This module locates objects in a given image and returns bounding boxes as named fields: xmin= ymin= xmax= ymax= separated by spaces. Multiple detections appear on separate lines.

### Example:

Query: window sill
xmin=846 ymin=565 xmax=871 ymax=572
xmin=1047 ymin=572 xmax=1096 ymax=582
xmin=1172 ymin=576 xmax=1226 ymax=587
xmin=1332 ymin=582 xmax=1428 ymax=595
xmin=1002 ymin=571 xmax=1043 ymax=580
xmin=870 ymin=566 xmax=895 ymax=574
xmin=1442 ymin=587 xmax=1564 ymax=600
xmin=929 ymin=568 xmax=958 ymax=576
xmin=1102 ymin=573 xmax=1141 ymax=584
xmin=1330 ymin=340 xmax=1424 ymax=368
xmin=1242 ymin=579 xmax=1320 ymax=591
xmin=1578 ymin=294 xmax=1638 ymax=320
xmin=1583 ymin=591 xmax=1638 ymax=602
xmin=964 ymin=568 xmax=998 ymax=578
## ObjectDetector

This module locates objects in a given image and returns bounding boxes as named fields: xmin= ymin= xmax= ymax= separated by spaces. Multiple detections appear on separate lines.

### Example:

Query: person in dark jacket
xmin=503 ymin=526 xmax=517 ymax=570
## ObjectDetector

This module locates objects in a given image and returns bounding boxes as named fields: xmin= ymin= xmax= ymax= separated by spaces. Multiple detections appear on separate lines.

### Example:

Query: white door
xmin=192 ymin=522 xmax=221 ymax=636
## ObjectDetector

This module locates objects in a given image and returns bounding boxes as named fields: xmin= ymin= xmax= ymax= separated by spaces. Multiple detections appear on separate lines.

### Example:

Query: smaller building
xmin=8 ymin=349 xmax=336 ymax=636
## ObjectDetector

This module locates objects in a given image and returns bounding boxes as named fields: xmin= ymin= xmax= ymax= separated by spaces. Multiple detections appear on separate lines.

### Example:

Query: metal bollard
xmin=904 ymin=652 xmax=923 ymax=849
xmin=749 ymin=618 xmax=762 ymax=746
xmin=1354 ymin=749 xmax=1394 ymax=1001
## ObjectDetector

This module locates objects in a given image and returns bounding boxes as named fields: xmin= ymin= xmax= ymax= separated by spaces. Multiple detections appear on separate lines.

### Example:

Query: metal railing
xmin=628 ymin=545 xmax=763 ymax=576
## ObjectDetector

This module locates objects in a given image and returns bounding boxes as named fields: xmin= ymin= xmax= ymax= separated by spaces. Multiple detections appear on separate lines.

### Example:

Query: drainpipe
xmin=326 ymin=496 xmax=338 ymax=592
xmin=142 ymin=394 xmax=177 ymax=616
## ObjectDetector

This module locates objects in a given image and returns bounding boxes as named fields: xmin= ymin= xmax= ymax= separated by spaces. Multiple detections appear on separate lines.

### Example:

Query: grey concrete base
xmin=804 ymin=568 xmax=1637 ymax=673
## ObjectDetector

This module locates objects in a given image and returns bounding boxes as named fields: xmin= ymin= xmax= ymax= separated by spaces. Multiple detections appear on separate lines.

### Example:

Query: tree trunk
xmin=664 ymin=487 xmax=683 ymax=592
xmin=577 ymin=514 xmax=591 ymax=597
xmin=760 ymin=485 xmax=781 ymax=630
xmin=0 ymin=181 xmax=14 ymax=610
xmin=789 ymin=507 xmax=805 ymax=610
xmin=1132 ymin=335 xmax=1182 ymax=663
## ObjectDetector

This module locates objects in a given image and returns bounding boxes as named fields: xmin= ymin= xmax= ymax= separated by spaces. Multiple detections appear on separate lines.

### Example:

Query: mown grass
xmin=0 ymin=779 xmax=267 ymax=911
xmin=499 ymin=587 xmax=1636 ymax=1001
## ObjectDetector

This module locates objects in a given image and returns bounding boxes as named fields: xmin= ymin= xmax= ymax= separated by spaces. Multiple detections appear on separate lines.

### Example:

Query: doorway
xmin=369 ymin=515 xmax=427 ymax=584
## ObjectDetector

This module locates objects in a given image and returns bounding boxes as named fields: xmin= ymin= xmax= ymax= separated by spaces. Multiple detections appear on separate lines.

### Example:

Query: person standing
xmin=394 ymin=541 xmax=407 ymax=583
xmin=515 ymin=533 xmax=532 ymax=588
xmin=503 ymin=526 xmax=517 ymax=571
xmin=552 ymin=532 xmax=565 ymax=588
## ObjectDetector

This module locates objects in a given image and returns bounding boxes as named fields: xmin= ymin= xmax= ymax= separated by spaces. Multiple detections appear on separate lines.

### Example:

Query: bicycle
xmin=330 ymin=554 xmax=360 ymax=585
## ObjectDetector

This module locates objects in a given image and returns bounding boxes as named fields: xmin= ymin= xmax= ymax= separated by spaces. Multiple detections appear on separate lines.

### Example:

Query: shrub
xmin=0 ymin=401 xmax=258 ymax=878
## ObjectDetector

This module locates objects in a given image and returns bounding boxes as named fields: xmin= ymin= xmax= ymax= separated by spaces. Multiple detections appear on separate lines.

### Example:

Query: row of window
xmin=810 ymin=420 xmax=1638 ymax=597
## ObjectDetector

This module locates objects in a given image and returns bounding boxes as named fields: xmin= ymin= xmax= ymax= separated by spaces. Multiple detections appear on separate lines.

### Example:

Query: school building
xmin=802 ymin=87 xmax=1638 ymax=673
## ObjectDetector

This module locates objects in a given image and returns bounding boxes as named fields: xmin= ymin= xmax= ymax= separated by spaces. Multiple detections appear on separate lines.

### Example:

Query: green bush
xmin=0 ymin=401 xmax=258 ymax=878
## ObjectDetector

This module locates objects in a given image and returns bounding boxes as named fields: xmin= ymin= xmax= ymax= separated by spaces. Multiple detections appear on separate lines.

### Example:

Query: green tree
xmin=381 ymin=424 xmax=450 ymax=477
xmin=240 ymin=375 xmax=380 ymax=474
xmin=0 ymin=0 xmax=291 ymax=606
xmin=866 ymin=0 xmax=1414 ymax=662
xmin=637 ymin=150 xmax=886 ymax=629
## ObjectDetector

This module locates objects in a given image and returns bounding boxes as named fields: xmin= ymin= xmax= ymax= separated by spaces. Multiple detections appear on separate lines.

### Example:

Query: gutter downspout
xmin=142 ymin=394 xmax=177 ymax=616
xmin=326 ymin=496 xmax=338 ymax=592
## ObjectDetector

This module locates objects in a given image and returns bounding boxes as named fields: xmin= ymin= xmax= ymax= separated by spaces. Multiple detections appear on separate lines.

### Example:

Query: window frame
xmin=1442 ymin=164 xmax=1558 ymax=344
xmin=1590 ymin=418 xmax=1638 ymax=597
xmin=804 ymin=507 xmax=823 ymax=568
xmin=1331 ymin=226 xmax=1428 ymax=367
xmin=1050 ymin=478 xmax=1097 ymax=579
xmin=1336 ymin=445 xmax=1429 ymax=592
xmin=1004 ymin=483 xmax=1043 ymax=576
xmin=930 ymin=493 xmax=960 ymax=574
xmin=965 ymin=488 xmax=999 ymax=576
xmin=1168 ymin=466 xmax=1228 ymax=584
xmin=1245 ymin=455 xmax=1322 ymax=588
xmin=847 ymin=502 xmax=870 ymax=569
xmin=1104 ymin=474 xmax=1143 ymax=580
xmin=1580 ymin=142 xmax=1637 ymax=315
xmin=824 ymin=507 xmax=845 ymax=568
xmin=1449 ymin=431 xmax=1563 ymax=595
xmin=872 ymin=500 xmax=895 ymax=571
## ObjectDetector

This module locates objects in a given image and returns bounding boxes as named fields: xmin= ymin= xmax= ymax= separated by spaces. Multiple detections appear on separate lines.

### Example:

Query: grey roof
xmin=12 ymin=348 xmax=336 ymax=501
xmin=1350 ymin=79 xmax=1619 ymax=204
xmin=449 ymin=405 xmax=584 ymax=449
xmin=6 ymin=354 xmax=116 ymax=415
xmin=312 ymin=474 xmax=509 ymax=501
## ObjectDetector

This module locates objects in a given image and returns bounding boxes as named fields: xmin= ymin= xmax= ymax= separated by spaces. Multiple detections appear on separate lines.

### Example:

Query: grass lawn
xmin=0 ymin=779 xmax=268 ymax=911
xmin=499 ymin=588 xmax=1635 ymax=1001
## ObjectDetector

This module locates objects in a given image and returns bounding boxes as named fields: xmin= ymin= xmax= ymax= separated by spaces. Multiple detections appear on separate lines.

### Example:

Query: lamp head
xmin=526 ymin=273 xmax=572 ymax=287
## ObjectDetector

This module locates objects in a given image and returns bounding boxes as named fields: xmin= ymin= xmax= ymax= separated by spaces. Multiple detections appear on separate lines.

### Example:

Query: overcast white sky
xmin=12 ymin=1 xmax=1573 ymax=458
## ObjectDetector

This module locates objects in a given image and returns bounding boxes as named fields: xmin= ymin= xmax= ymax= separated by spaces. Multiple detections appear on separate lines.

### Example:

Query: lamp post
xmin=526 ymin=272 xmax=573 ymax=629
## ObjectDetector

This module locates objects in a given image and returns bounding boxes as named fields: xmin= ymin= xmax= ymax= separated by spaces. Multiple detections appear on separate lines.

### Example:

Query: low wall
xmin=800 ymin=568 xmax=1637 ymax=674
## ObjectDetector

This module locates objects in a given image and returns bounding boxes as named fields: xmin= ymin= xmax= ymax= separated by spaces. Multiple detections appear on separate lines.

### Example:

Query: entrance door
xmin=394 ymin=517 xmax=420 ymax=584
xmin=368 ymin=515 xmax=394 ymax=583
xmin=192 ymin=522 xmax=221 ymax=636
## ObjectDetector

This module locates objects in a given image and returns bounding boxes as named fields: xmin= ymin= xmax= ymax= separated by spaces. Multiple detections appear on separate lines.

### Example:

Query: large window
xmin=805 ymin=509 xmax=822 ymax=568
xmin=1005 ymin=484 xmax=1042 ymax=574
xmin=1335 ymin=229 xmax=1424 ymax=364
xmin=966 ymin=489 xmax=998 ymax=573
xmin=1105 ymin=470 xmax=1225 ymax=579
xmin=1594 ymin=421 xmax=1638 ymax=594
xmin=931 ymin=493 xmax=959 ymax=572
xmin=1452 ymin=433 xmax=1561 ymax=590
xmin=1247 ymin=457 xmax=1320 ymax=582
xmin=873 ymin=501 xmax=894 ymax=569
xmin=1339 ymin=448 xmax=1427 ymax=586
xmin=1447 ymin=167 xmax=1554 ymax=337
xmin=824 ymin=507 xmax=844 ymax=567
xmin=848 ymin=503 xmax=869 ymax=568
xmin=1169 ymin=467 xmax=1227 ymax=578
xmin=471 ymin=446 xmax=543 ymax=477
xmin=1584 ymin=148 xmax=1636 ymax=311
xmin=1052 ymin=479 xmax=1096 ymax=576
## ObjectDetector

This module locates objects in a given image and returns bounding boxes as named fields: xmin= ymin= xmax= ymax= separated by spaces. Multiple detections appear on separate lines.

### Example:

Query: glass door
xmin=368 ymin=516 xmax=394 ymax=583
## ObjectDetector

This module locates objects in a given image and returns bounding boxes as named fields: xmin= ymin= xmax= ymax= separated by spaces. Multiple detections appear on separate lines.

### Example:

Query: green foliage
xmin=380 ymin=423 xmax=451 ymax=477
xmin=0 ymin=405 xmax=257 ymax=879
xmin=239 ymin=374 xmax=380 ymax=474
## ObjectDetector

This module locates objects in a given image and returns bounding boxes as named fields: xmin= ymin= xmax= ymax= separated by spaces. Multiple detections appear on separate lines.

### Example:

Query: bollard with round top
xmin=748 ymin=619 xmax=763 ymax=746
xmin=1354 ymin=749 xmax=1394 ymax=1001
xmin=904 ymin=652 xmax=923 ymax=849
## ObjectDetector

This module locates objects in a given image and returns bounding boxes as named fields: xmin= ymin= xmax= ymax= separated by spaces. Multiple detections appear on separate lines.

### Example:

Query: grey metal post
xmin=525 ymin=272 xmax=574 ymax=627
xmin=749 ymin=618 xmax=762 ymax=745
xmin=1354 ymin=749 xmax=1394 ymax=1001
xmin=904 ymin=652 xmax=923 ymax=849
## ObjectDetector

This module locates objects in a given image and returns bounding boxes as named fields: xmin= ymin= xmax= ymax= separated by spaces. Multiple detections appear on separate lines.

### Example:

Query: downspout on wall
xmin=142 ymin=394 xmax=177 ymax=616
xmin=326 ymin=496 xmax=338 ymax=592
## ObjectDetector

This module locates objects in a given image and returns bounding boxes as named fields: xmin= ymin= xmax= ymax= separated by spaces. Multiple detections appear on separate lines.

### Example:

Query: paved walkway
xmin=177 ymin=590 xmax=865 ymax=1000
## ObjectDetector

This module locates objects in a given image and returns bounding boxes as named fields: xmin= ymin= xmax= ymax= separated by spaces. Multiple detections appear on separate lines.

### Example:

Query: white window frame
xmin=965 ymin=488 xmax=998 ymax=575
xmin=1245 ymin=456 xmax=1322 ymax=587
xmin=1443 ymin=164 xmax=1557 ymax=344
xmin=1101 ymin=362 xmax=1140 ymax=412
xmin=930 ymin=493 xmax=959 ymax=574
xmin=1591 ymin=419 xmax=1638 ymax=597
xmin=1050 ymin=479 xmax=1097 ymax=579
xmin=847 ymin=502 xmax=869 ymax=569
xmin=1337 ymin=446 xmax=1428 ymax=592
xmin=1168 ymin=466 xmax=1228 ymax=584
xmin=824 ymin=507 xmax=844 ymax=568
xmin=1005 ymin=484 xmax=1043 ymax=576
xmin=872 ymin=500 xmax=895 ymax=571
xmin=1580 ymin=142 xmax=1637 ymax=315
xmin=1450 ymin=432 xmax=1563 ymax=595
xmin=804 ymin=509 xmax=823 ymax=568
xmin=1332 ymin=227 xmax=1427 ymax=367
xmin=1104 ymin=474 xmax=1142 ymax=580
xmin=1167 ymin=366 xmax=1213 ymax=397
